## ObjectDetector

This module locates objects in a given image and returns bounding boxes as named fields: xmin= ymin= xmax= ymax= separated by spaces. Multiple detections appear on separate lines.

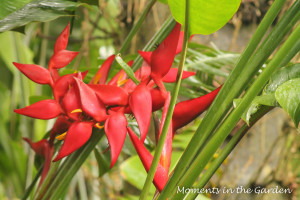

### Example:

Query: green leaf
xmin=0 ymin=0 xmax=81 ymax=32
xmin=265 ymin=63 xmax=300 ymax=94
xmin=115 ymin=54 xmax=139 ymax=85
xmin=168 ymin=0 xmax=241 ymax=35
xmin=234 ymin=94 xmax=276 ymax=124
xmin=275 ymin=78 xmax=300 ymax=128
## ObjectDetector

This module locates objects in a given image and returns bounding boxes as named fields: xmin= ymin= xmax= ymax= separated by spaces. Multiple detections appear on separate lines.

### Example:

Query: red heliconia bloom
xmin=90 ymin=54 xmax=116 ymax=84
xmin=129 ymin=81 xmax=152 ymax=142
xmin=53 ymin=121 xmax=94 ymax=161
xmin=172 ymin=86 xmax=222 ymax=131
xmin=14 ymin=100 xmax=62 ymax=120
xmin=105 ymin=110 xmax=128 ymax=167
xmin=127 ymin=127 xmax=168 ymax=192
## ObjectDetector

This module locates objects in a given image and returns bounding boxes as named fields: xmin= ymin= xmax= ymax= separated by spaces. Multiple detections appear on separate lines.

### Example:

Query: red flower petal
xmin=162 ymin=68 xmax=195 ymax=83
xmin=150 ymin=88 xmax=165 ymax=112
xmin=54 ymin=23 xmax=70 ymax=54
xmin=157 ymin=93 xmax=173 ymax=173
xmin=138 ymin=50 xmax=152 ymax=65
xmin=88 ymin=84 xmax=128 ymax=106
xmin=150 ymin=23 xmax=181 ymax=80
xmin=172 ymin=86 xmax=221 ymax=131
xmin=74 ymin=78 xmax=107 ymax=122
xmin=129 ymin=83 xmax=152 ymax=142
xmin=108 ymin=60 xmax=133 ymax=86
xmin=123 ymin=64 xmax=151 ymax=93
xmin=53 ymin=74 xmax=76 ymax=100
xmin=13 ymin=62 xmax=53 ymax=85
xmin=90 ymin=54 xmax=115 ymax=84
xmin=53 ymin=72 xmax=86 ymax=100
xmin=104 ymin=111 xmax=128 ymax=168
xmin=49 ymin=50 xmax=79 ymax=69
xmin=127 ymin=128 xmax=168 ymax=192
xmin=53 ymin=121 xmax=94 ymax=161
xmin=15 ymin=100 xmax=61 ymax=120
xmin=176 ymin=33 xmax=194 ymax=54
xmin=49 ymin=116 xmax=72 ymax=144
xmin=61 ymin=86 xmax=81 ymax=120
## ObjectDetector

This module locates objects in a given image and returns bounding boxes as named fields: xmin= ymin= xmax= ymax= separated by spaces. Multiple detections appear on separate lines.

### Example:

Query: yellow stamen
xmin=56 ymin=132 xmax=67 ymax=140
xmin=92 ymin=74 xmax=102 ymax=84
xmin=73 ymin=70 xmax=78 ymax=74
xmin=95 ymin=123 xmax=104 ymax=129
xmin=71 ymin=109 xmax=83 ymax=114
xmin=117 ymin=79 xmax=128 ymax=87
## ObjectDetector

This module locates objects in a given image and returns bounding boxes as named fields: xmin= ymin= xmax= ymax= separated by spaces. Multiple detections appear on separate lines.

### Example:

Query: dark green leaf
xmin=265 ymin=63 xmax=300 ymax=94
xmin=275 ymin=78 xmax=300 ymax=128
xmin=0 ymin=0 xmax=82 ymax=32
xmin=168 ymin=0 xmax=241 ymax=35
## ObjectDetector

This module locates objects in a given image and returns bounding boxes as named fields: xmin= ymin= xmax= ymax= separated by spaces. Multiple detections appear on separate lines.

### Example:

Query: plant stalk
xmin=139 ymin=0 xmax=190 ymax=199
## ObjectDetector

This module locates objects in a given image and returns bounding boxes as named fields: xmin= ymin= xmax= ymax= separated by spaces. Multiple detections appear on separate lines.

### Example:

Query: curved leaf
xmin=0 ymin=0 xmax=81 ymax=32
xmin=275 ymin=78 xmax=300 ymax=128
xmin=265 ymin=64 xmax=300 ymax=94
xmin=168 ymin=0 xmax=241 ymax=35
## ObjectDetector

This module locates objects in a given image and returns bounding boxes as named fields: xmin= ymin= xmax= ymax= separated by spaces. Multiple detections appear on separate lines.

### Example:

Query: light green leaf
xmin=168 ymin=0 xmax=241 ymax=35
xmin=275 ymin=78 xmax=300 ymax=128
xmin=265 ymin=63 xmax=300 ymax=94
xmin=0 ymin=0 xmax=81 ymax=32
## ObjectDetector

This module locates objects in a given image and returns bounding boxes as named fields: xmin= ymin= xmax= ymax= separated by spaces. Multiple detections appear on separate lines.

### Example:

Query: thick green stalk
xmin=139 ymin=1 xmax=190 ymax=199
xmin=37 ymin=131 xmax=104 ymax=200
xmin=159 ymin=1 xmax=300 ymax=198
xmin=118 ymin=0 xmax=157 ymax=54
xmin=184 ymin=106 xmax=272 ymax=200
xmin=173 ymin=24 xmax=300 ymax=199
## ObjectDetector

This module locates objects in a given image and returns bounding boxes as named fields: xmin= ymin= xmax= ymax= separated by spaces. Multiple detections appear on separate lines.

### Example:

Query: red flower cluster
xmin=14 ymin=23 xmax=220 ymax=189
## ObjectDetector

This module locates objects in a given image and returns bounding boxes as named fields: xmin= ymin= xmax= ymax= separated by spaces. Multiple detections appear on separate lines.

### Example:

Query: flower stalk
xmin=139 ymin=0 xmax=190 ymax=199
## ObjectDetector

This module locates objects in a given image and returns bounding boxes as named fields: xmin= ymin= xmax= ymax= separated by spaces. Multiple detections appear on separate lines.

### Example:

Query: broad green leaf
xmin=0 ymin=0 xmax=81 ymax=32
xmin=265 ymin=63 xmax=300 ymax=94
xmin=0 ymin=0 xmax=32 ymax=20
xmin=275 ymin=78 xmax=300 ymax=128
xmin=168 ymin=0 xmax=241 ymax=35
xmin=234 ymin=94 xmax=276 ymax=124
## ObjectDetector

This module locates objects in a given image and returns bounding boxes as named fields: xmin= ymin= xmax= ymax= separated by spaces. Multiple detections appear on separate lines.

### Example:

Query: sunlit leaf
xmin=168 ymin=0 xmax=241 ymax=35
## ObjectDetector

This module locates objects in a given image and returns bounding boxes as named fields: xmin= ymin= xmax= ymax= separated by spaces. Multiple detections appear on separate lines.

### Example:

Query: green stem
xmin=118 ymin=0 xmax=157 ymax=54
xmin=159 ymin=1 xmax=300 ymax=198
xmin=139 ymin=1 xmax=190 ymax=199
xmin=184 ymin=106 xmax=273 ymax=200
xmin=174 ymin=24 xmax=300 ymax=199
